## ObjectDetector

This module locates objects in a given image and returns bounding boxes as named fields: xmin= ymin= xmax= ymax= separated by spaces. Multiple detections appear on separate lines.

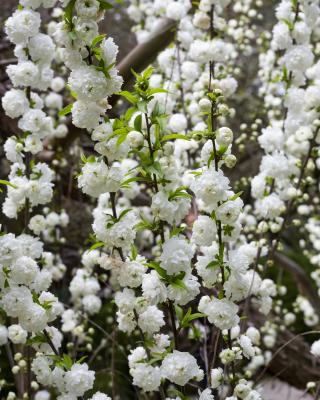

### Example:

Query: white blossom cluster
xmin=1 ymin=0 xmax=320 ymax=399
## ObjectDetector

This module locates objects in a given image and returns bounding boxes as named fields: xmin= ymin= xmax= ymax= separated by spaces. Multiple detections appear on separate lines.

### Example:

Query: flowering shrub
xmin=1 ymin=0 xmax=320 ymax=399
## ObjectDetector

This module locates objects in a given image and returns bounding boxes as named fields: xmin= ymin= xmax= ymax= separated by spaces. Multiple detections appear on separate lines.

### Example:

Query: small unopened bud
xmin=12 ymin=366 xmax=20 ymax=375
xmin=225 ymin=154 xmax=237 ymax=168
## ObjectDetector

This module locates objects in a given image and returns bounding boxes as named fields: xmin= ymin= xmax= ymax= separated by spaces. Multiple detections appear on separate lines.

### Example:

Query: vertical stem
xmin=111 ymin=328 xmax=117 ymax=399
xmin=168 ymin=300 xmax=179 ymax=350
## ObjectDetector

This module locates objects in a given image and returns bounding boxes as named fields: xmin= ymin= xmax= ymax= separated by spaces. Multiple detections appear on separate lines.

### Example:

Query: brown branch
xmin=116 ymin=18 xmax=177 ymax=90
xmin=250 ymin=309 xmax=320 ymax=390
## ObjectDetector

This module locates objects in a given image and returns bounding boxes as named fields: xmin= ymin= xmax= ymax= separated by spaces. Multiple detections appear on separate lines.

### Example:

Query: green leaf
xmin=136 ymin=100 xmax=147 ymax=113
xmin=170 ymin=225 xmax=186 ymax=238
xmin=89 ymin=242 xmax=105 ymax=251
xmin=180 ymin=308 xmax=206 ymax=328
xmin=168 ymin=186 xmax=192 ymax=201
xmin=142 ymin=66 xmax=154 ymax=80
xmin=118 ymin=91 xmax=138 ymax=104
xmin=116 ymin=132 xmax=129 ymax=146
xmin=62 ymin=354 xmax=73 ymax=370
xmin=98 ymin=0 xmax=113 ymax=9
xmin=117 ymin=208 xmax=132 ymax=222
xmin=120 ymin=176 xmax=152 ymax=188
xmin=130 ymin=244 xmax=138 ymax=260
xmin=229 ymin=191 xmax=243 ymax=201
xmin=161 ymin=134 xmax=190 ymax=142
xmin=27 ymin=333 xmax=46 ymax=346
xmin=148 ymin=88 xmax=168 ymax=95
xmin=91 ymin=34 xmax=106 ymax=48
xmin=58 ymin=103 xmax=73 ymax=117
xmin=281 ymin=18 xmax=294 ymax=30
xmin=134 ymin=114 xmax=142 ymax=132
xmin=206 ymin=260 xmax=221 ymax=269
xmin=147 ymin=262 xmax=167 ymax=280
xmin=207 ymin=151 xmax=215 ymax=168
xmin=144 ymin=161 xmax=162 ymax=178
xmin=76 ymin=355 xmax=88 ymax=364
xmin=0 ymin=180 xmax=17 ymax=190
xmin=64 ymin=0 xmax=76 ymax=27
xmin=217 ymin=145 xmax=228 ymax=156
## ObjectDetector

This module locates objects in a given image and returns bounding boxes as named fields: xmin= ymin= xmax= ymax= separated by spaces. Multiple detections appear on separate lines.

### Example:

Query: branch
xmin=116 ymin=18 xmax=177 ymax=90
xmin=274 ymin=251 xmax=320 ymax=320
xmin=250 ymin=309 xmax=320 ymax=390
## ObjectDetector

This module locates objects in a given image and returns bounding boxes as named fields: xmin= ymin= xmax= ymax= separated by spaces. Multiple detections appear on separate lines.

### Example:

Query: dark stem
xmin=43 ymin=329 xmax=60 ymax=357
xmin=168 ymin=300 xmax=179 ymax=350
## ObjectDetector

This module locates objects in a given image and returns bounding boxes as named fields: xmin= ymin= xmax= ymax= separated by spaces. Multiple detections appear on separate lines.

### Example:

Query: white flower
xmin=69 ymin=66 xmax=110 ymax=102
xmin=216 ymin=127 xmax=233 ymax=147
xmin=118 ymin=258 xmax=145 ymax=288
xmin=199 ymin=389 xmax=214 ymax=400
xmin=166 ymin=0 xmax=191 ymax=20
xmin=0 ymin=325 xmax=8 ymax=346
xmin=18 ymin=109 xmax=52 ymax=137
xmin=5 ymin=9 xmax=41 ymax=45
xmin=128 ymin=347 xmax=147 ymax=369
xmin=51 ymin=77 xmax=65 ymax=92
xmin=19 ymin=302 xmax=48 ymax=332
xmin=2 ymin=89 xmax=29 ymax=119
xmin=161 ymin=351 xmax=203 ymax=386
xmin=284 ymin=44 xmax=314 ymax=74
xmin=8 ymin=324 xmax=28 ymax=344
xmin=101 ymin=37 xmax=119 ymax=66
xmin=195 ymin=244 xmax=220 ymax=288
xmin=130 ymin=363 xmax=161 ymax=392
xmin=75 ymin=0 xmax=100 ymax=17
xmin=64 ymin=363 xmax=95 ymax=397
xmin=115 ymin=288 xmax=136 ymax=314
xmin=7 ymin=61 xmax=39 ymax=88
xmin=192 ymin=216 xmax=217 ymax=247
xmin=72 ymin=100 xmax=104 ymax=130
xmin=258 ymin=126 xmax=284 ymax=153
xmin=255 ymin=193 xmax=284 ymax=219
xmin=138 ymin=305 xmax=165 ymax=334
xmin=142 ymin=271 xmax=167 ymax=304
xmin=216 ymin=198 xmax=243 ymax=224
xmin=4 ymin=137 xmax=23 ymax=164
xmin=311 ymin=339 xmax=320 ymax=357
xmin=93 ymin=208 xmax=138 ymax=250
xmin=28 ymin=33 xmax=55 ymax=65
xmin=198 ymin=296 xmax=239 ymax=330
xmin=78 ymin=160 xmax=123 ymax=197
xmin=190 ymin=168 xmax=230 ymax=210
xmin=168 ymin=113 xmax=187 ymax=132
xmin=10 ymin=256 xmax=39 ymax=285
xmin=151 ymin=191 xmax=190 ymax=225
xmin=82 ymin=294 xmax=102 ymax=315
xmin=193 ymin=11 xmax=210 ymax=30
xmin=239 ymin=335 xmax=255 ymax=358
xmin=246 ymin=327 xmax=260 ymax=345
xmin=160 ymin=236 xmax=194 ymax=275
xmin=210 ymin=367 xmax=223 ymax=389
xmin=34 ymin=390 xmax=51 ymax=400
xmin=89 ymin=392 xmax=111 ymax=400
xmin=272 ymin=22 xmax=291 ymax=50
xmin=127 ymin=130 xmax=144 ymax=148
xmin=167 ymin=272 xmax=200 ymax=305
xmin=32 ymin=355 xmax=53 ymax=386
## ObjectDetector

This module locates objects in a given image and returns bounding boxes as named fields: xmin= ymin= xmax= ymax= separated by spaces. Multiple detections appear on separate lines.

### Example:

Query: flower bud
xmin=127 ymin=130 xmax=144 ymax=148
xmin=225 ymin=154 xmax=237 ymax=168
xmin=216 ymin=127 xmax=233 ymax=146
xmin=199 ymin=98 xmax=211 ymax=112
